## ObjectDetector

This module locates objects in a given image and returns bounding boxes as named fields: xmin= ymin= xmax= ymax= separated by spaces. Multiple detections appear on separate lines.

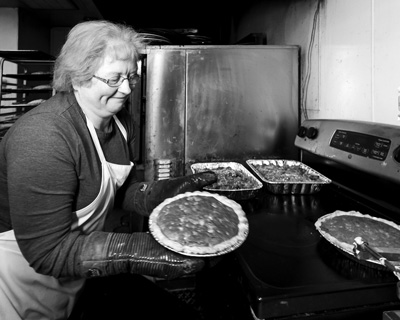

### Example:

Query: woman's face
xmin=75 ymin=54 xmax=137 ymax=120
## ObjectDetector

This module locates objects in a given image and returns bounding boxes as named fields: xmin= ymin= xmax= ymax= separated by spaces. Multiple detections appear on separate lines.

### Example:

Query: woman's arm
xmin=6 ymin=113 xmax=94 ymax=277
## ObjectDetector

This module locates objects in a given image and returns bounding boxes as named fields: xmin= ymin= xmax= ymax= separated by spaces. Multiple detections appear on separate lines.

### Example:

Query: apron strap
xmin=85 ymin=115 xmax=128 ymax=162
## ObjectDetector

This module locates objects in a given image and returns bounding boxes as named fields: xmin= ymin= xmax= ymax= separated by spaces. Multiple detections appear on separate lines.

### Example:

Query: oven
xmin=231 ymin=119 xmax=400 ymax=319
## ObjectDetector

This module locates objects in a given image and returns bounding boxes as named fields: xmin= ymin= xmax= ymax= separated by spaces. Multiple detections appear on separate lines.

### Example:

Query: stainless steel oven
xmin=232 ymin=119 xmax=400 ymax=319
xmin=130 ymin=45 xmax=300 ymax=181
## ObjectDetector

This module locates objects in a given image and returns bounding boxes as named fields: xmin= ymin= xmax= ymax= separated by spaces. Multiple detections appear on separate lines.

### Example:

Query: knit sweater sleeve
xmin=5 ymin=111 xmax=91 ymax=278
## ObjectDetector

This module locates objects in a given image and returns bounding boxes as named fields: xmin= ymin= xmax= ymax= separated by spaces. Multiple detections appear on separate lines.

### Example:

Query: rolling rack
xmin=0 ymin=50 xmax=55 ymax=140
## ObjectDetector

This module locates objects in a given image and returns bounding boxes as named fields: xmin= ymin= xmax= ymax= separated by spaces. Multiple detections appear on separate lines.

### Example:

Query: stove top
xmin=235 ymin=186 xmax=400 ymax=319
xmin=234 ymin=119 xmax=400 ymax=319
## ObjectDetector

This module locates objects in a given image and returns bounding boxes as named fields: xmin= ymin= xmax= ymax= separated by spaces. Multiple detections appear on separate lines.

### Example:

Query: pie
xmin=251 ymin=162 xmax=325 ymax=183
xmin=191 ymin=163 xmax=262 ymax=191
xmin=315 ymin=210 xmax=400 ymax=265
xmin=149 ymin=191 xmax=249 ymax=256
xmin=203 ymin=167 xmax=261 ymax=190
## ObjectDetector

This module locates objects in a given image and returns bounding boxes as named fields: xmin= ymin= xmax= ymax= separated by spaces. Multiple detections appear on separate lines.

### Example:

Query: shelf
xmin=1 ymin=104 xmax=42 ymax=109
xmin=0 ymin=99 xmax=45 ymax=108
xmin=0 ymin=50 xmax=55 ymax=140
xmin=2 ymin=87 xmax=53 ymax=94
xmin=0 ymin=105 xmax=36 ymax=109
xmin=0 ymin=110 xmax=22 ymax=117
xmin=0 ymin=50 xmax=55 ymax=63
xmin=3 ymin=73 xmax=53 ymax=81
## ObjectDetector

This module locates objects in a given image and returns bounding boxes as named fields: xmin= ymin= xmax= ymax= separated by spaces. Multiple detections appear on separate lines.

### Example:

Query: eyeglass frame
xmin=92 ymin=73 xmax=140 ymax=87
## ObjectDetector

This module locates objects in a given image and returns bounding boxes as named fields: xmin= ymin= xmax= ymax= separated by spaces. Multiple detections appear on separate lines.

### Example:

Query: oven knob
xmin=297 ymin=126 xmax=307 ymax=138
xmin=306 ymin=127 xmax=318 ymax=139
xmin=393 ymin=146 xmax=400 ymax=163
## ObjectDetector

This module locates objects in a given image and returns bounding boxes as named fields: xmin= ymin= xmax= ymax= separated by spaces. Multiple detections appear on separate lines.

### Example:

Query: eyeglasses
xmin=93 ymin=74 xmax=140 ymax=87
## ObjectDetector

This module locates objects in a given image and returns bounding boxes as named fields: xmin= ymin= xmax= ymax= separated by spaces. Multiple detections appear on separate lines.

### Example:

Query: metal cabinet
xmin=0 ymin=50 xmax=55 ymax=140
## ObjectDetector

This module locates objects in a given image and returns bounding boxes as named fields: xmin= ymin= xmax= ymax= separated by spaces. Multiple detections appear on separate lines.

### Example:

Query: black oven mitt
xmin=132 ymin=171 xmax=217 ymax=216
xmin=78 ymin=231 xmax=204 ymax=279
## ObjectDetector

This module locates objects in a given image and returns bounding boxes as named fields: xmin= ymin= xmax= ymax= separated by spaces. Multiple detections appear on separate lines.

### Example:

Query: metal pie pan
xmin=190 ymin=162 xmax=263 ymax=200
xmin=150 ymin=231 xmax=248 ymax=257
xmin=246 ymin=159 xmax=331 ymax=194
xmin=149 ymin=191 xmax=249 ymax=257
xmin=315 ymin=211 xmax=400 ymax=269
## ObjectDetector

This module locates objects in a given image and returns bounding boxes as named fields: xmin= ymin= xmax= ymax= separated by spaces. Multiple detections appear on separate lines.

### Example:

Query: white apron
xmin=0 ymin=116 xmax=133 ymax=320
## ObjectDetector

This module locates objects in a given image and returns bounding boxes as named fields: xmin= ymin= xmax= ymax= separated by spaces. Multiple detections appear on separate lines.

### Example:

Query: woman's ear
xmin=72 ymin=79 xmax=92 ymax=90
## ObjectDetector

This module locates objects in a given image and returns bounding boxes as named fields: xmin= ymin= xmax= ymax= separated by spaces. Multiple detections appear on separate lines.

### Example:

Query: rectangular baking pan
xmin=191 ymin=162 xmax=263 ymax=200
xmin=246 ymin=159 xmax=331 ymax=194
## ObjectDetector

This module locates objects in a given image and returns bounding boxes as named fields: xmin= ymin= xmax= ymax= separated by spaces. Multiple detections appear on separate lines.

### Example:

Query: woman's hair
xmin=53 ymin=20 xmax=145 ymax=92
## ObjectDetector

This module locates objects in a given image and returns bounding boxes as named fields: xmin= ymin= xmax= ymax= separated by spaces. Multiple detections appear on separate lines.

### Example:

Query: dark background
xmin=91 ymin=0 xmax=260 ymax=44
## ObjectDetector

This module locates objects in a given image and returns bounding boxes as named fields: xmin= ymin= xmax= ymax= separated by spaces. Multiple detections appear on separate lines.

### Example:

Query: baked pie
xmin=149 ymin=191 xmax=249 ymax=256
xmin=315 ymin=210 xmax=400 ymax=265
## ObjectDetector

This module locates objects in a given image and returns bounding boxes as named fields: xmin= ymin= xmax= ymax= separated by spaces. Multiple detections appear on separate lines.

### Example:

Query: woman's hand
xmin=79 ymin=231 xmax=205 ymax=279
xmin=141 ymin=171 xmax=218 ymax=215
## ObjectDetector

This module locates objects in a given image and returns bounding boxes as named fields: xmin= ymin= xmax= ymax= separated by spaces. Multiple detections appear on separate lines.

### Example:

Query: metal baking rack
xmin=0 ymin=50 xmax=55 ymax=140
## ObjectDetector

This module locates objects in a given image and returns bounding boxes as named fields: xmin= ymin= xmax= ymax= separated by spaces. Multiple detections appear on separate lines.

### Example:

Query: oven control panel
xmin=294 ymin=119 xmax=400 ymax=182
xmin=330 ymin=130 xmax=391 ymax=161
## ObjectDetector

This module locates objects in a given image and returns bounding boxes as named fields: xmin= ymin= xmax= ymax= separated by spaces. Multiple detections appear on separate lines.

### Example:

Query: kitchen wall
xmin=0 ymin=8 xmax=19 ymax=111
xmin=0 ymin=8 xmax=18 ymax=75
xmin=3 ymin=1 xmax=400 ymax=126
xmin=18 ymin=9 xmax=51 ymax=55
xmin=0 ymin=8 xmax=50 ymax=52
xmin=0 ymin=8 xmax=18 ymax=49
xmin=233 ymin=0 xmax=400 ymax=126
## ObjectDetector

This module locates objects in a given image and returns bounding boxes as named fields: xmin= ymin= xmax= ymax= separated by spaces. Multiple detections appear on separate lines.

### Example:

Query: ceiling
xmin=0 ymin=0 xmax=103 ymax=26
xmin=93 ymin=0 xmax=233 ymax=27
xmin=0 ymin=0 xmax=245 ymax=43
xmin=3 ymin=0 xmax=271 ymax=46
xmin=92 ymin=0 xmax=239 ymax=43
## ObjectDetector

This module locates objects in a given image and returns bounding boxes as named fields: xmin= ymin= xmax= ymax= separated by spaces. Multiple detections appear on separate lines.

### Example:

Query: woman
xmin=0 ymin=20 xmax=216 ymax=319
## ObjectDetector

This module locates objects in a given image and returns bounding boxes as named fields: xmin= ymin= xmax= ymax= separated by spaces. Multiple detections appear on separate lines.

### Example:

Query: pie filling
xmin=157 ymin=195 xmax=239 ymax=247
xmin=204 ymin=167 xmax=260 ymax=190
xmin=316 ymin=211 xmax=400 ymax=255
xmin=149 ymin=191 xmax=248 ymax=256
xmin=253 ymin=163 xmax=325 ymax=183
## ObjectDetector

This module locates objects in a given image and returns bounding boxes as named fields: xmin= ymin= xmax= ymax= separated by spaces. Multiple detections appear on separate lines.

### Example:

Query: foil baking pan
xmin=315 ymin=211 xmax=400 ymax=270
xmin=246 ymin=159 xmax=331 ymax=194
xmin=191 ymin=162 xmax=263 ymax=200
xmin=149 ymin=191 xmax=249 ymax=257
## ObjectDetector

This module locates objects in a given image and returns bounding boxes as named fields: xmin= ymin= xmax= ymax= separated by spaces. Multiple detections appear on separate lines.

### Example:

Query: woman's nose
xmin=118 ymin=78 xmax=132 ymax=94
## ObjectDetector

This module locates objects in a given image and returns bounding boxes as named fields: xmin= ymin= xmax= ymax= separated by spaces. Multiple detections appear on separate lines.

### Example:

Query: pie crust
xmin=149 ymin=191 xmax=249 ymax=256
xmin=315 ymin=210 xmax=400 ymax=265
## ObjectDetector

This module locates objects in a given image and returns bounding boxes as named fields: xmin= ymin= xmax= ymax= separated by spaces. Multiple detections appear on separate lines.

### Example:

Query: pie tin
xmin=315 ymin=211 xmax=400 ymax=269
xmin=190 ymin=162 xmax=263 ymax=200
xmin=246 ymin=159 xmax=331 ymax=194
xmin=148 ymin=191 xmax=249 ymax=257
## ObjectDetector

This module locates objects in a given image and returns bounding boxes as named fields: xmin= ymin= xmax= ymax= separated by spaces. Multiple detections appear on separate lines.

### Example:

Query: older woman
xmin=0 ymin=20 xmax=216 ymax=319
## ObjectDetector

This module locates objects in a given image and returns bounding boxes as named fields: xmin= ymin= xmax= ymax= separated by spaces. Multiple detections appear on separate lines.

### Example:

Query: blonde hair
xmin=53 ymin=20 xmax=145 ymax=92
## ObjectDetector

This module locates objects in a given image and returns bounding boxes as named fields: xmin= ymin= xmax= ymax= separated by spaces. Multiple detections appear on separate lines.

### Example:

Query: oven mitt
xmin=133 ymin=171 xmax=217 ymax=216
xmin=79 ymin=231 xmax=204 ymax=279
